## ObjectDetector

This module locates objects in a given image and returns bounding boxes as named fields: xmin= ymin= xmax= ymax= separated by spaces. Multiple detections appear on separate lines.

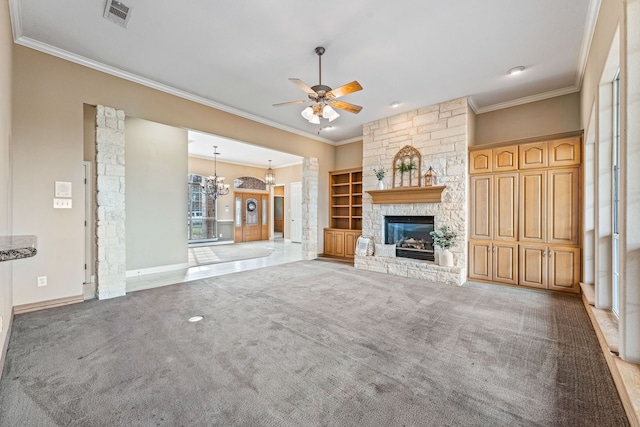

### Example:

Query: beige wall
xmin=335 ymin=140 xmax=363 ymax=170
xmin=188 ymin=157 xmax=302 ymax=239
xmin=474 ymin=92 xmax=581 ymax=145
xmin=126 ymin=118 xmax=188 ymax=271
xmin=1 ymin=0 xmax=13 ymax=368
xmin=11 ymin=44 xmax=335 ymax=306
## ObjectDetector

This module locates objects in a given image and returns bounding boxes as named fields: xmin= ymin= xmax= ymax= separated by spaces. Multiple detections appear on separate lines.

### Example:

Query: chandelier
xmin=265 ymin=160 xmax=276 ymax=186
xmin=203 ymin=146 xmax=229 ymax=200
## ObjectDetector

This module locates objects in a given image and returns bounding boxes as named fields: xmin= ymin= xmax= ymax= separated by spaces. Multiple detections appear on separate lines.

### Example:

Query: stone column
xmin=95 ymin=105 xmax=126 ymax=299
xmin=302 ymin=157 xmax=318 ymax=260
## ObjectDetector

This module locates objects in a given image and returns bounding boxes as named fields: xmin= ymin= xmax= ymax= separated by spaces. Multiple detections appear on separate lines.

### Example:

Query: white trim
xmin=187 ymin=153 xmax=302 ymax=169
xmin=576 ymin=0 xmax=603 ymax=90
xmin=475 ymin=86 xmax=580 ymax=114
xmin=13 ymin=36 xmax=337 ymax=146
xmin=126 ymin=263 xmax=189 ymax=278
xmin=335 ymin=135 xmax=364 ymax=146
xmin=7 ymin=0 xmax=22 ymax=41
xmin=467 ymin=97 xmax=479 ymax=114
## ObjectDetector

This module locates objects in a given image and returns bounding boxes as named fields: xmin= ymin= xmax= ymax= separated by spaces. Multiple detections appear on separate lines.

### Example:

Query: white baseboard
xmin=126 ymin=263 xmax=189 ymax=278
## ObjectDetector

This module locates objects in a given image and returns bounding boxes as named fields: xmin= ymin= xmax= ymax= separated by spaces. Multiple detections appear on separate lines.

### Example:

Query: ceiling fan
xmin=273 ymin=47 xmax=363 ymax=124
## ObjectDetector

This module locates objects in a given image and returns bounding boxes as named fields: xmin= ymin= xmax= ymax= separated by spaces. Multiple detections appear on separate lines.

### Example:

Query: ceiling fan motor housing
xmin=311 ymin=84 xmax=332 ymax=98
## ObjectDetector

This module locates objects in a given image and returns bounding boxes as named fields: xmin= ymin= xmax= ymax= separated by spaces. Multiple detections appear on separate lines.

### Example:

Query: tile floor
xmin=84 ymin=239 xmax=303 ymax=298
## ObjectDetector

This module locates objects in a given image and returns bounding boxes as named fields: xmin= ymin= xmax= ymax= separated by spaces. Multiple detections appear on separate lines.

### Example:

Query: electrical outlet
xmin=37 ymin=276 xmax=47 ymax=287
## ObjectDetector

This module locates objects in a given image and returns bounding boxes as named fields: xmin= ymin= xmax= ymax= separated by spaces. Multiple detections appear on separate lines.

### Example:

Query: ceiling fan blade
xmin=272 ymin=100 xmax=312 ymax=107
xmin=289 ymin=78 xmax=318 ymax=98
xmin=325 ymin=81 xmax=363 ymax=100
xmin=328 ymin=99 xmax=363 ymax=114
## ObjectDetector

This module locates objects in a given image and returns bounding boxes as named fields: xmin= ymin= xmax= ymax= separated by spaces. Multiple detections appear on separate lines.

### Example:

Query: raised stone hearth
xmin=355 ymin=97 xmax=470 ymax=285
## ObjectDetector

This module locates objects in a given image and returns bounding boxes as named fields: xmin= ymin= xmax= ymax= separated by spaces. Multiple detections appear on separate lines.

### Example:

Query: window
xmin=612 ymin=70 xmax=621 ymax=317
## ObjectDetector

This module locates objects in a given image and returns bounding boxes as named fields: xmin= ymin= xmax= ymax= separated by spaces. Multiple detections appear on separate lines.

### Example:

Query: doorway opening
xmin=274 ymin=185 xmax=285 ymax=239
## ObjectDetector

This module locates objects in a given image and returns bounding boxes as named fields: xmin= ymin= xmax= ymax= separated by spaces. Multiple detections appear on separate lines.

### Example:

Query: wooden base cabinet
xmin=519 ymin=244 xmax=580 ymax=292
xmin=469 ymin=241 xmax=518 ymax=285
xmin=324 ymin=229 xmax=360 ymax=259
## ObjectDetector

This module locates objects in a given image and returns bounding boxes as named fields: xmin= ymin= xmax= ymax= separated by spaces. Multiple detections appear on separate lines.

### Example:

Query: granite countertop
xmin=0 ymin=235 xmax=38 ymax=261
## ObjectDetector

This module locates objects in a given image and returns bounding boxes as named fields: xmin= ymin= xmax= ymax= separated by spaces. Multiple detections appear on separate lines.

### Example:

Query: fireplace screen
xmin=385 ymin=216 xmax=435 ymax=261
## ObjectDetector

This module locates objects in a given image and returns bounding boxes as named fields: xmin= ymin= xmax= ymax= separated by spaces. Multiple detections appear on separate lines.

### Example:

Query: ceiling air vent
xmin=103 ymin=0 xmax=132 ymax=28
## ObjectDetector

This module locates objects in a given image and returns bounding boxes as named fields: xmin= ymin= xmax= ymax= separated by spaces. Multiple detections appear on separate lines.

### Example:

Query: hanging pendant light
xmin=203 ymin=145 xmax=230 ymax=200
xmin=265 ymin=160 xmax=276 ymax=186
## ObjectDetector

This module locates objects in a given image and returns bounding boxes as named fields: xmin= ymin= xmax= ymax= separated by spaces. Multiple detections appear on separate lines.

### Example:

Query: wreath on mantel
xmin=392 ymin=145 xmax=422 ymax=188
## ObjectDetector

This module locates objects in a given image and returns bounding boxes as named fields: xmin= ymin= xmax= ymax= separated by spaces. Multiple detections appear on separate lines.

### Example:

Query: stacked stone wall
xmin=95 ymin=105 xmax=126 ymax=299
xmin=356 ymin=97 xmax=470 ymax=285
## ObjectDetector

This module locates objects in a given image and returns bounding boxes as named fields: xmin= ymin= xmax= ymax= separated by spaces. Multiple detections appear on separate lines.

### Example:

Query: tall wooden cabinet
xmin=324 ymin=168 xmax=362 ymax=259
xmin=469 ymin=135 xmax=581 ymax=293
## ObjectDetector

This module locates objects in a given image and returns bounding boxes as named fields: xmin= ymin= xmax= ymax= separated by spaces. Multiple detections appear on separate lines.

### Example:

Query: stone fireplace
xmin=354 ymin=97 xmax=470 ymax=285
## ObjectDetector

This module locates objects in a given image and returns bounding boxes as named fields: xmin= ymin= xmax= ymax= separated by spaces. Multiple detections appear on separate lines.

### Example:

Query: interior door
xmin=234 ymin=192 xmax=268 ymax=242
xmin=290 ymin=182 xmax=302 ymax=243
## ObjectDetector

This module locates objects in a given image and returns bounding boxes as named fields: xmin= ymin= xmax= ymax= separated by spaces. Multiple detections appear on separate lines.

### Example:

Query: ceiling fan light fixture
xmin=301 ymin=106 xmax=314 ymax=120
xmin=322 ymin=105 xmax=338 ymax=120
xmin=327 ymin=111 xmax=340 ymax=122
xmin=309 ymin=114 xmax=320 ymax=124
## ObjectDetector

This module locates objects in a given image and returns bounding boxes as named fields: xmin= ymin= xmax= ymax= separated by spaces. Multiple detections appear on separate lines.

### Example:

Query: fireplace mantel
xmin=366 ymin=186 xmax=445 ymax=204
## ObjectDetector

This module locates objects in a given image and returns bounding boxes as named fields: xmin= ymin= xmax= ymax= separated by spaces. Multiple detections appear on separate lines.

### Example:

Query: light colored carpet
xmin=0 ymin=261 xmax=628 ymax=426
xmin=188 ymin=243 xmax=274 ymax=267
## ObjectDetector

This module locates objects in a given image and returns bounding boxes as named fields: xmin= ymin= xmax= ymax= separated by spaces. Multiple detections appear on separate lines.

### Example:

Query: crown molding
xmin=335 ymin=135 xmax=364 ymax=146
xmin=187 ymin=154 xmax=302 ymax=170
xmin=467 ymin=97 xmax=479 ymax=114
xmin=8 ymin=0 xmax=22 ymax=41
xmin=575 ymin=0 xmax=602 ymax=90
xmin=13 ymin=36 xmax=338 ymax=146
xmin=474 ymin=85 xmax=580 ymax=114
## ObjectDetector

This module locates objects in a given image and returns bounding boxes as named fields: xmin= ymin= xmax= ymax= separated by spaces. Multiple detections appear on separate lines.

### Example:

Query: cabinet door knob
xmin=493 ymin=246 xmax=497 ymax=253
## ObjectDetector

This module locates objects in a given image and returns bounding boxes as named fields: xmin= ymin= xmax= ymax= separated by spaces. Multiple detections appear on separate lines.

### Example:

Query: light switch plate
xmin=53 ymin=198 xmax=72 ymax=209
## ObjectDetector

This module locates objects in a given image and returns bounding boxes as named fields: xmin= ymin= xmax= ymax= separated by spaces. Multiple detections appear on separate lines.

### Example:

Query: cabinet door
xmin=324 ymin=230 xmax=336 ymax=256
xmin=519 ymin=141 xmax=548 ymax=169
xmin=493 ymin=146 xmax=518 ymax=172
xmin=548 ymin=137 xmax=581 ymax=167
xmin=493 ymin=242 xmax=518 ymax=285
xmin=494 ymin=173 xmax=518 ymax=241
xmin=547 ymin=168 xmax=579 ymax=245
xmin=519 ymin=171 xmax=546 ymax=242
xmin=548 ymin=246 xmax=580 ymax=292
xmin=468 ymin=241 xmax=492 ymax=281
xmin=519 ymin=244 xmax=547 ymax=289
xmin=334 ymin=231 xmax=345 ymax=257
xmin=470 ymin=175 xmax=493 ymax=239
xmin=470 ymin=149 xmax=493 ymax=174
xmin=344 ymin=231 xmax=360 ymax=258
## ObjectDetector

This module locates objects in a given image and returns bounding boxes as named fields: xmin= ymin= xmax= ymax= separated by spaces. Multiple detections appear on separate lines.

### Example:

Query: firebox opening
xmin=385 ymin=216 xmax=435 ymax=261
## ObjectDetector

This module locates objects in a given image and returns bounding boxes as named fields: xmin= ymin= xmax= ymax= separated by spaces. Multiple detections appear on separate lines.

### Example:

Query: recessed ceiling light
xmin=391 ymin=101 xmax=401 ymax=108
xmin=507 ymin=66 xmax=525 ymax=75
xmin=188 ymin=316 xmax=203 ymax=322
xmin=321 ymin=126 xmax=334 ymax=131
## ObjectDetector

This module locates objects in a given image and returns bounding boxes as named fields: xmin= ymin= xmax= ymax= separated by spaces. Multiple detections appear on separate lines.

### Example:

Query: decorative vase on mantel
xmin=373 ymin=167 xmax=386 ymax=191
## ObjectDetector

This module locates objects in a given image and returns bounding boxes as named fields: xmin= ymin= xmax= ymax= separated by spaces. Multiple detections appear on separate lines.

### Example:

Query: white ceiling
xmin=188 ymin=130 xmax=302 ymax=169
xmin=10 ymin=0 xmax=598 ymax=145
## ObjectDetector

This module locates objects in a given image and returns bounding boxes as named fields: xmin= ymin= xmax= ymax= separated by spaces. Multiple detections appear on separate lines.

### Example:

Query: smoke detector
xmin=103 ymin=0 xmax=133 ymax=28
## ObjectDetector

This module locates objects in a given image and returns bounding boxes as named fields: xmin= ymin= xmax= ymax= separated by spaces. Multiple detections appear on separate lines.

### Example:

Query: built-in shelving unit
xmin=330 ymin=168 xmax=363 ymax=230
xmin=325 ymin=168 xmax=362 ymax=259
